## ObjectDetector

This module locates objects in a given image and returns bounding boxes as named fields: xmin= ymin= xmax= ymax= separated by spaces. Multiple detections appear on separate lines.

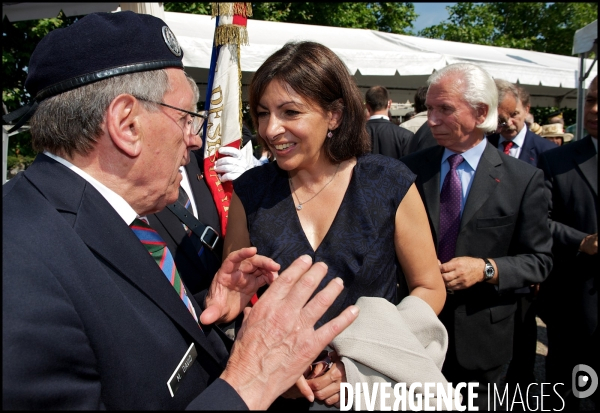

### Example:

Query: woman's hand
xmin=306 ymin=351 xmax=347 ymax=407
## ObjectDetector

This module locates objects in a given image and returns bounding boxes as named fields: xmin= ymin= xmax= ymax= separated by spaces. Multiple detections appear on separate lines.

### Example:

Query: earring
xmin=327 ymin=130 xmax=333 ymax=138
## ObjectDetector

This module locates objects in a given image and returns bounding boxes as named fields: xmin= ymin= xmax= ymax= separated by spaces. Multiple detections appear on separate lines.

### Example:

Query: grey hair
xmin=494 ymin=78 xmax=520 ymax=106
xmin=186 ymin=74 xmax=200 ymax=111
xmin=427 ymin=63 xmax=498 ymax=133
xmin=30 ymin=69 xmax=171 ymax=157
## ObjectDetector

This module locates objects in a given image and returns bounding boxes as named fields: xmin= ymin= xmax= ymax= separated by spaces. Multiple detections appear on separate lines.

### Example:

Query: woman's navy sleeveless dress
xmin=234 ymin=153 xmax=416 ymax=326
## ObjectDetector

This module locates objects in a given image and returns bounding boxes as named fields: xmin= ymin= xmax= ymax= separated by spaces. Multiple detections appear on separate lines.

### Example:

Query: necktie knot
xmin=448 ymin=154 xmax=464 ymax=170
xmin=502 ymin=140 xmax=514 ymax=154
xmin=130 ymin=218 xmax=166 ymax=253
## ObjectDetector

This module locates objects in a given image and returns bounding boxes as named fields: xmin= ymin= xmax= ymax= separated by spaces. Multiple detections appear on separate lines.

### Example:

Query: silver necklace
xmin=288 ymin=163 xmax=341 ymax=210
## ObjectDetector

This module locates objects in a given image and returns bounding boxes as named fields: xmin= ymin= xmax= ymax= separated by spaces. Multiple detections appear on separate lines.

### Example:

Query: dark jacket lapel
xmin=417 ymin=146 xmax=444 ymax=243
xmin=26 ymin=154 xmax=224 ymax=366
xmin=518 ymin=130 xmax=535 ymax=165
xmin=187 ymin=150 xmax=222 ymax=234
xmin=151 ymin=207 xmax=205 ymax=274
xmin=460 ymin=143 xmax=503 ymax=230
xmin=575 ymin=136 xmax=598 ymax=196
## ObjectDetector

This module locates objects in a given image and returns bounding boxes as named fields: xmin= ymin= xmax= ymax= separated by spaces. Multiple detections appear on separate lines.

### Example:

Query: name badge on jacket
xmin=167 ymin=343 xmax=198 ymax=397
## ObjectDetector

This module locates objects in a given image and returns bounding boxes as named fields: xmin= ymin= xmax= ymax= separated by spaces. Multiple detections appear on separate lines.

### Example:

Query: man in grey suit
xmin=488 ymin=80 xmax=557 ymax=390
xmin=401 ymin=63 xmax=553 ymax=409
xmin=487 ymin=79 xmax=557 ymax=166
xmin=537 ymin=75 xmax=598 ymax=410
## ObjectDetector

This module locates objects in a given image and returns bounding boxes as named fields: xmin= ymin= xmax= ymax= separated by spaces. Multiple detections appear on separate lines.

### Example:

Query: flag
xmin=203 ymin=3 xmax=251 ymax=238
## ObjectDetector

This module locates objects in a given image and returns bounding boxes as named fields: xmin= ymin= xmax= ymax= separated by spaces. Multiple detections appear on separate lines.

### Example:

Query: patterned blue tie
xmin=438 ymin=154 xmax=464 ymax=263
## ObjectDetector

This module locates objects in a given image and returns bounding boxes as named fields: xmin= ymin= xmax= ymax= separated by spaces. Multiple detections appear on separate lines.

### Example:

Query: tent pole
xmin=2 ymin=127 xmax=8 ymax=184
xmin=575 ymin=53 xmax=586 ymax=141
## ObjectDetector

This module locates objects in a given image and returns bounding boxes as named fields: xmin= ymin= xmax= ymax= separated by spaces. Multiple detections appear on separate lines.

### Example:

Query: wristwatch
xmin=483 ymin=258 xmax=495 ymax=282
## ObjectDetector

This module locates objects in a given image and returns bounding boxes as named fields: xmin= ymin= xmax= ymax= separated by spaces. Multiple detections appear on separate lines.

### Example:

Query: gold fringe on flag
xmin=209 ymin=2 xmax=250 ymax=147
xmin=214 ymin=25 xmax=249 ymax=46
xmin=211 ymin=3 xmax=252 ymax=18
xmin=233 ymin=2 xmax=252 ymax=17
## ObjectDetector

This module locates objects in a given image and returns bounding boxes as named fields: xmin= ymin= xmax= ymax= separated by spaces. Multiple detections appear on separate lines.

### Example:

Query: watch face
xmin=485 ymin=264 xmax=494 ymax=279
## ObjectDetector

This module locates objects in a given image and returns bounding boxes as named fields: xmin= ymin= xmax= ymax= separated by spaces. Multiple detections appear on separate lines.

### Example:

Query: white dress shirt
xmin=44 ymin=151 xmax=138 ymax=225
xmin=179 ymin=167 xmax=198 ymax=219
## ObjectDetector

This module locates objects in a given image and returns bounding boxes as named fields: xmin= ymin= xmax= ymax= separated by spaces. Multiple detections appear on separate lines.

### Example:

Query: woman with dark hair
xmin=224 ymin=41 xmax=445 ymax=407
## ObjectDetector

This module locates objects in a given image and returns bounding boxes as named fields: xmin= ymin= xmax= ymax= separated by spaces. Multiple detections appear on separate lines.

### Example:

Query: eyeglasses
xmin=136 ymin=97 xmax=208 ymax=135
xmin=497 ymin=119 xmax=509 ymax=129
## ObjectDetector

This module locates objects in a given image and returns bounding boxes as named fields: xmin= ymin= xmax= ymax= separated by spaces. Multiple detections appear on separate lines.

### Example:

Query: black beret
xmin=25 ymin=11 xmax=184 ymax=101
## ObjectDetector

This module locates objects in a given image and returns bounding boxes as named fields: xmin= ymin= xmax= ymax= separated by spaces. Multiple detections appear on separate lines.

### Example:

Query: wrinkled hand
xmin=307 ymin=351 xmax=346 ymax=407
xmin=440 ymin=256 xmax=486 ymax=290
xmin=214 ymin=146 xmax=255 ymax=182
xmin=580 ymin=233 xmax=598 ymax=255
xmin=220 ymin=255 xmax=359 ymax=410
xmin=200 ymin=247 xmax=280 ymax=325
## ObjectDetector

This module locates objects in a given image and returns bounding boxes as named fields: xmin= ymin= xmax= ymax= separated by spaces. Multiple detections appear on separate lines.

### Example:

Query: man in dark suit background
xmin=400 ymin=86 xmax=428 ymax=133
xmin=488 ymin=79 xmax=557 ymax=166
xmin=537 ymin=75 xmax=598 ymax=410
xmin=2 ymin=11 xmax=358 ymax=410
xmin=401 ymin=63 xmax=553 ymax=409
xmin=487 ymin=80 xmax=557 ymax=390
xmin=148 ymin=147 xmax=223 ymax=295
xmin=365 ymin=85 xmax=413 ymax=159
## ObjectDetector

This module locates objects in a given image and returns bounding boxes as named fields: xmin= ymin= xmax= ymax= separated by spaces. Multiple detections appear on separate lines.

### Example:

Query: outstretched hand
xmin=220 ymin=255 xmax=359 ymax=410
xmin=200 ymin=247 xmax=280 ymax=325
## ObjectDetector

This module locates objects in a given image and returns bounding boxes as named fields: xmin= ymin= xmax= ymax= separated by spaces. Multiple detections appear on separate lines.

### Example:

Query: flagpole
xmin=203 ymin=3 xmax=251 ymax=238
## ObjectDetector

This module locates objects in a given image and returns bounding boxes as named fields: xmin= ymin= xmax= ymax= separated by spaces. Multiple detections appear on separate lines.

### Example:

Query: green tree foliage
xmin=2 ymin=12 xmax=78 ymax=111
xmin=419 ymin=2 xmax=597 ymax=56
xmin=164 ymin=3 xmax=212 ymax=15
xmin=165 ymin=2 xmax=417 ymax=34
xmin=2 ymin=12 xmax=80 ymax=172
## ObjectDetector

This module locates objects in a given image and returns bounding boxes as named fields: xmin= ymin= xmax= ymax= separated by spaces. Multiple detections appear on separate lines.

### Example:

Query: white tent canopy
xmin=166 ymin=11 xmax=593 ymax=108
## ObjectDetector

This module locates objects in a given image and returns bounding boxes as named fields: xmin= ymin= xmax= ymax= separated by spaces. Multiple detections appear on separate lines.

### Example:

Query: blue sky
xmin=412 ymin=3 xmax=456 ymax=33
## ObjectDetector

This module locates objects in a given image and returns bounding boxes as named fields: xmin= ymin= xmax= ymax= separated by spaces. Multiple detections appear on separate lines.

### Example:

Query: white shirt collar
xmin=499 ymin=125 xmax=527 ymax=148
xmin=44 ymin=151 xmax=138 ymax=225
xmin=369 ymin=115 xmax=390 ymax=121
xmin=442 ymin=137 xmax=487 ymax=171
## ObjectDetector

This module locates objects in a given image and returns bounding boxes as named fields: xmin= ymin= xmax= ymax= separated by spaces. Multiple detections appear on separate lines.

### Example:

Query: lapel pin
xmin=495 ymin=178 xmax=500 ymax=183
xmin=197 ymin=174 xmax=203 ymax=180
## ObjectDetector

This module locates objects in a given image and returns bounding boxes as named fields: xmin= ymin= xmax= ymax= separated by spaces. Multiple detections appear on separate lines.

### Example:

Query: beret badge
xmin=162 ymin=26 xmax=182 ymax=57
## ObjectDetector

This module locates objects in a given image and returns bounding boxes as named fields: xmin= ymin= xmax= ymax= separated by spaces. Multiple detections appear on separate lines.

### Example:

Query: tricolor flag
xmin=203 ymin=3 xmax=251 ymax=238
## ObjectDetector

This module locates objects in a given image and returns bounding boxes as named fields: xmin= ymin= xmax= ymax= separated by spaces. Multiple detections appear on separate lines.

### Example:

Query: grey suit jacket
xmin=401 ymin=142 xmax=553 ymax=370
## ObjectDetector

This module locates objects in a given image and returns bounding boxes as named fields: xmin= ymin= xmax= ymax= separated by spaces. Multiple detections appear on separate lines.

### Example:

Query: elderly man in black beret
xmin=2 ymin=11 xmax=358 ymax=410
